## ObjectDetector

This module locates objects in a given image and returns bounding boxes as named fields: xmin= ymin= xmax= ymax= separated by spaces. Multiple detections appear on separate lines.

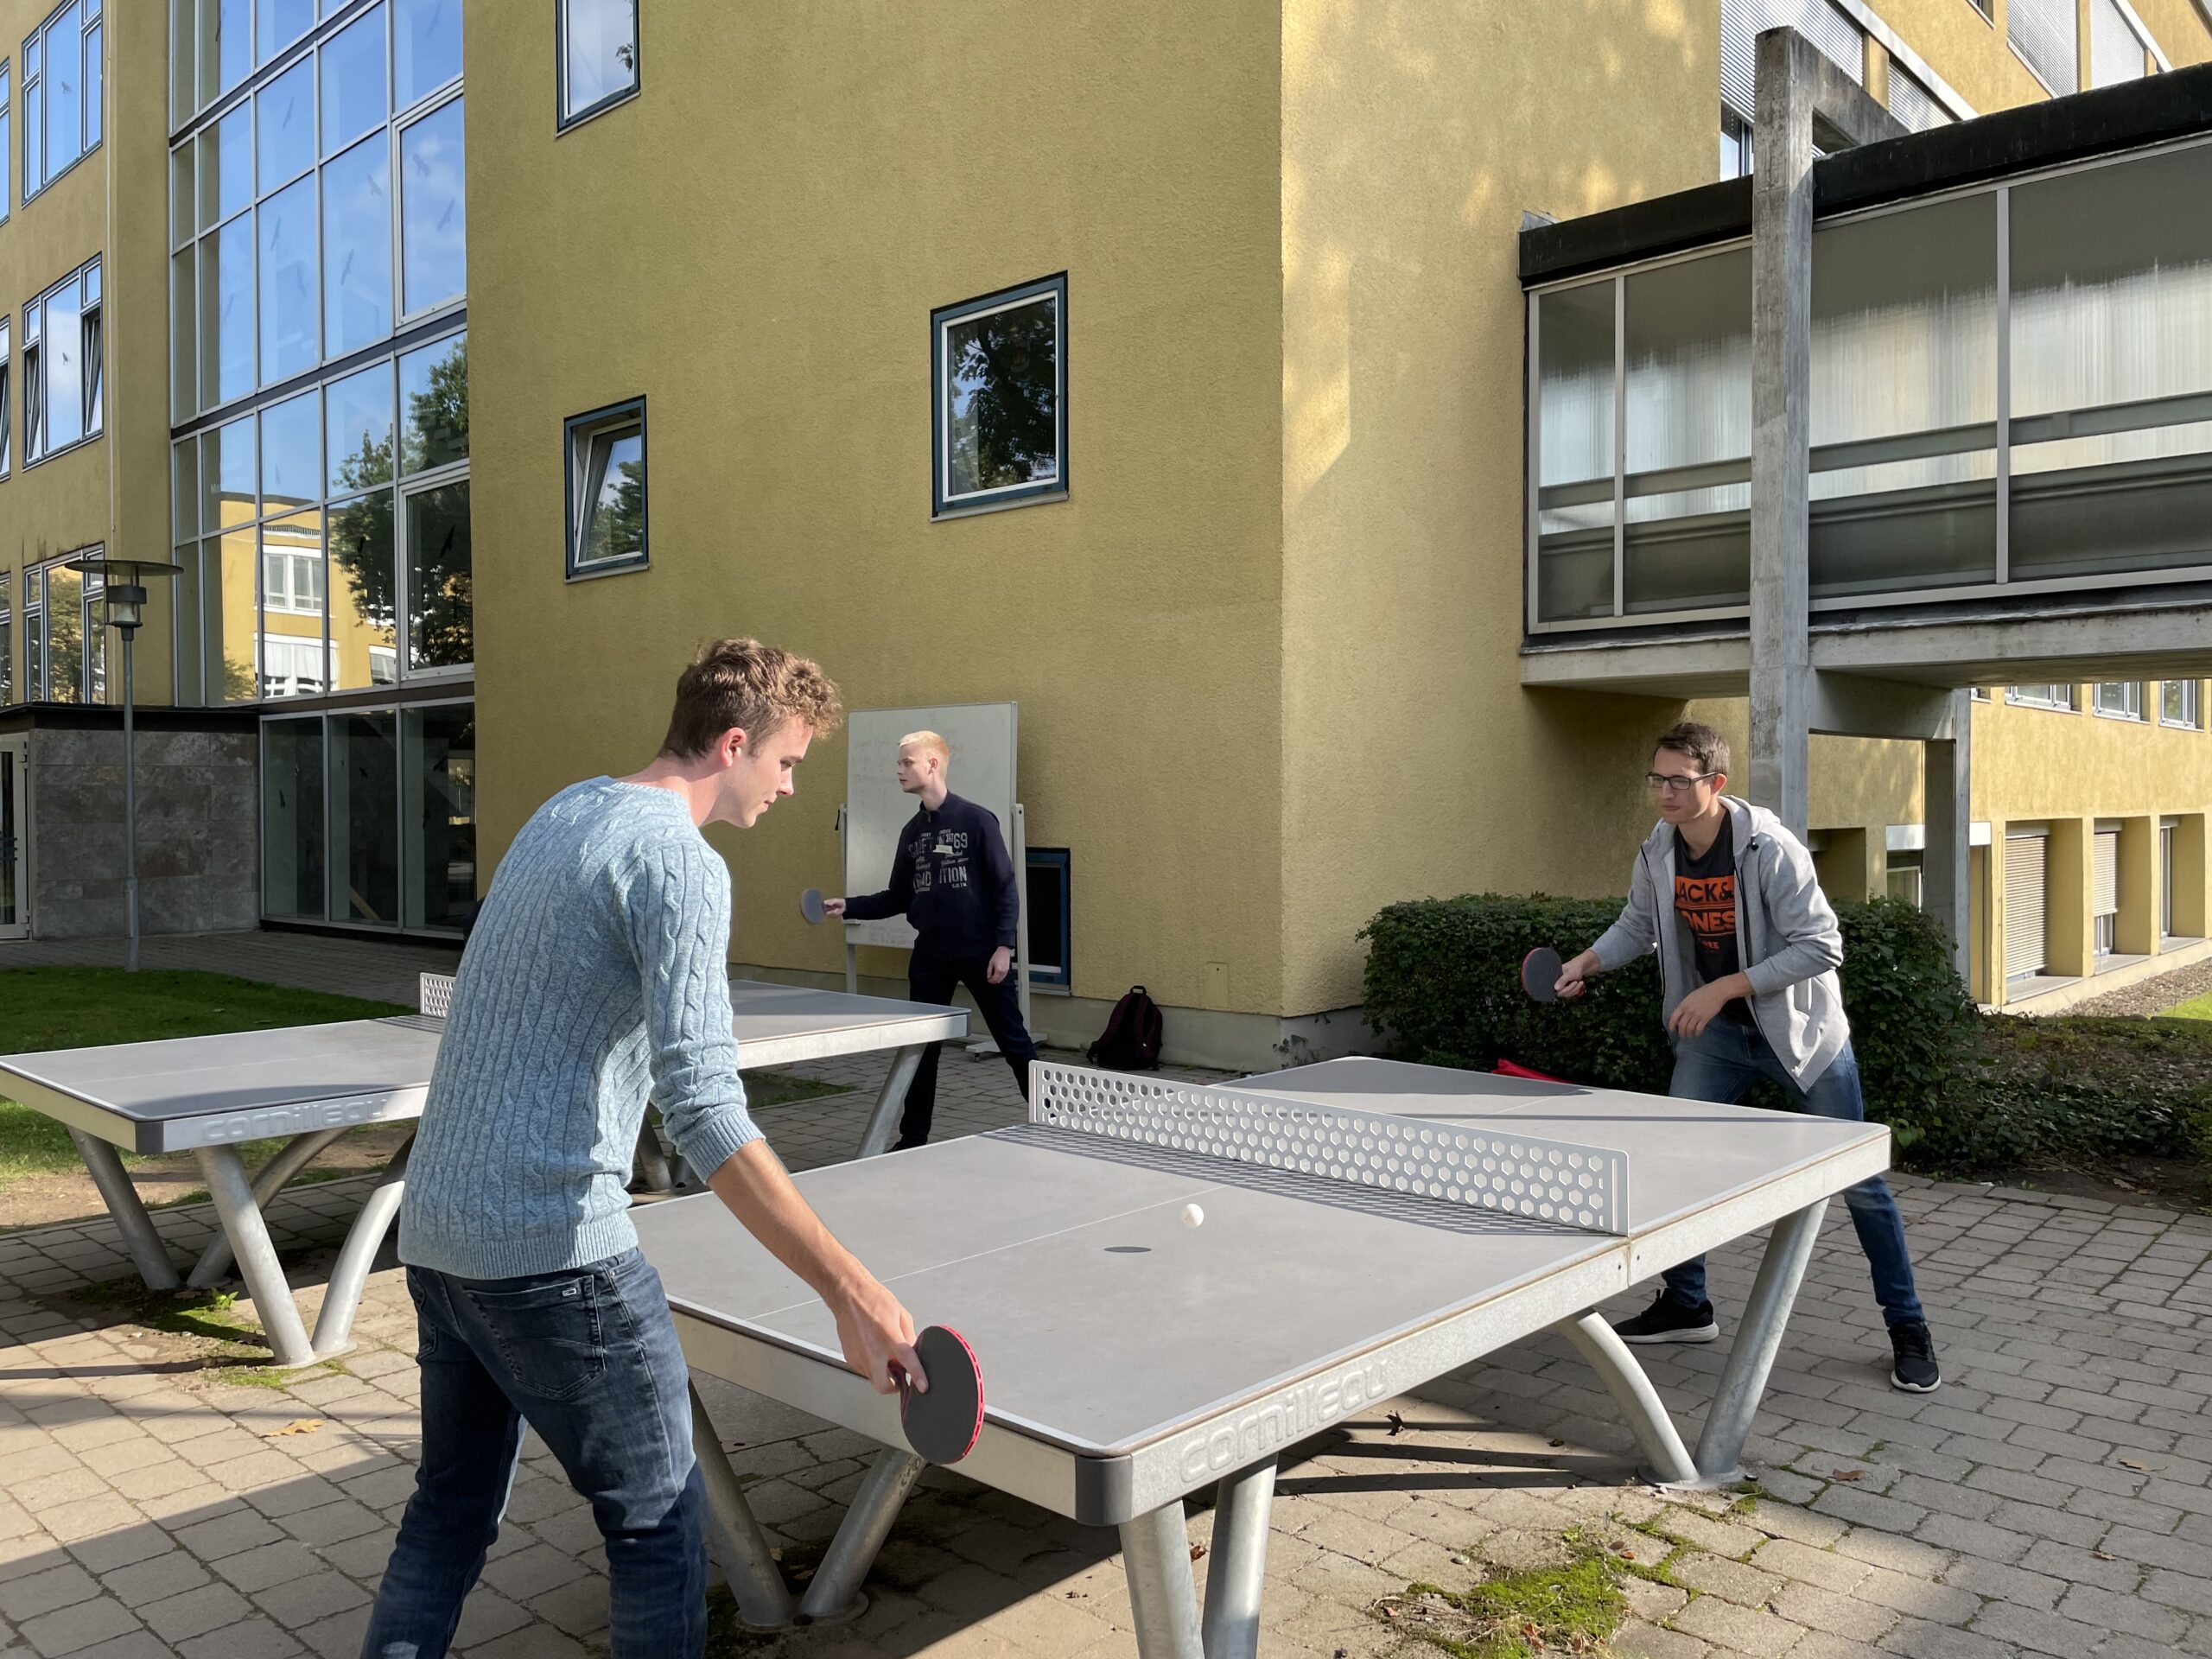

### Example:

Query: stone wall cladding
xmin=28 ymin=726 xmax=258 ymax=938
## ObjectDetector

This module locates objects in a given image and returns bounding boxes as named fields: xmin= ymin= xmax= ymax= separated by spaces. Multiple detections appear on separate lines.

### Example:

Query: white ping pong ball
xmin=1181 ymin=1204 xmax=1205 ymax=1230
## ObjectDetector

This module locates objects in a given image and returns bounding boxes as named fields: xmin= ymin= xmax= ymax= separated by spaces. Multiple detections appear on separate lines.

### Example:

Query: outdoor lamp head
xmin=63 ymin=556 xmax=182 ymax=636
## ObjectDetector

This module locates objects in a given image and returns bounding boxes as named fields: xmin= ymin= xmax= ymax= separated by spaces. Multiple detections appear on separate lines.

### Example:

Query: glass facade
xmin=172 ymin=0 xmax=472 ymax=934
xmin=1527 ymin=139 xmax=2212 ymax=630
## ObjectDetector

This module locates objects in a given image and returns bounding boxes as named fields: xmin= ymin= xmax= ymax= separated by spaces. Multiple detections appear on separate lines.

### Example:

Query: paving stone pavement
xmin=2 ymin=1039 xmax=2209 ymax=1657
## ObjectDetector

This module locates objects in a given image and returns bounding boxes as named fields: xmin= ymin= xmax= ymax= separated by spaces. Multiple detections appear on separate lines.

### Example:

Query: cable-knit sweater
xmin=398 ymin=778 xmax=762 ymax=1279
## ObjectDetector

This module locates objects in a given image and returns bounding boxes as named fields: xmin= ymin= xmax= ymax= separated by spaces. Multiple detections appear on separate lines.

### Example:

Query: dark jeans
xmin=1661 ymin=1021 xmax=1926 ymax=1331
xmin=904 ymin=950 xmax=1039 ymax=1144
xmin=361 ymin=1249 xmax=705 ymax=1659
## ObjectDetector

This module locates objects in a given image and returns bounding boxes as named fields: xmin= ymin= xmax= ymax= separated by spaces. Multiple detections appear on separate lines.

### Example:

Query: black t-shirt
xmin=1674 ymin=828 xmax=1752 ymax=1024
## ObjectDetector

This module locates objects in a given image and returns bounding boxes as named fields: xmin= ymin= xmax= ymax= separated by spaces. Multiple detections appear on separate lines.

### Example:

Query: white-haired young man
xmin=1554 ymin=721 xmax=1940 ymax=1395
xmin=826 ymin=730 xmax=1038 ymax=1146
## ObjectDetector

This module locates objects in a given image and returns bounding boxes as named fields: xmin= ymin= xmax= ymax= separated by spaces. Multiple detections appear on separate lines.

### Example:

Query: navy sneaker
xmin=1611 ymin=1291 xmax=1719 ymax=1344
xmin=1890 ymin=1320 xmax=1942 ymax=1393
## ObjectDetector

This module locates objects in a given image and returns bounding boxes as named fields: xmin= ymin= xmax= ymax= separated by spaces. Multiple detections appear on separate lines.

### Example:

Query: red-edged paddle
xmin=898 ymin=1326 xmax=984 ymax=1465
xmin=1520 ymin=945 xmax=1564 ymax=1005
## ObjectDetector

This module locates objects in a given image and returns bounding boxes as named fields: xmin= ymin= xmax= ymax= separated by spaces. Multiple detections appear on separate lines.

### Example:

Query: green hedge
xmin=1359 ymin=893 xmax=1986 ymax=1163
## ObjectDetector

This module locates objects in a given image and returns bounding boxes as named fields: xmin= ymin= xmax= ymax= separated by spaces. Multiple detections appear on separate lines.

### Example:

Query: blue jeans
xmin=1661 ymin=1022 xmax=1925 ymax=1330
xmin=361 ymin=1249 xmax=706 ymax=1658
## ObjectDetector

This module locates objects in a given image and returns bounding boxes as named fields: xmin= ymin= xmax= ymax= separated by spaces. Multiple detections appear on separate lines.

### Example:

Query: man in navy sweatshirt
xmin=827 ymin=731 xmax=1039 ymax=1147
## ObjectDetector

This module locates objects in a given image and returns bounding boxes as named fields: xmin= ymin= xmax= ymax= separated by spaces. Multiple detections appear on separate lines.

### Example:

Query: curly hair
xmin=660 ymin=639 xmax=845 ymax=758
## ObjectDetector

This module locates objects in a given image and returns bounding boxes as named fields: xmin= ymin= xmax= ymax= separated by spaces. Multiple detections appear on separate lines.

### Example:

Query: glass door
xmin=0 ymin=736 xmax=27 ymax=939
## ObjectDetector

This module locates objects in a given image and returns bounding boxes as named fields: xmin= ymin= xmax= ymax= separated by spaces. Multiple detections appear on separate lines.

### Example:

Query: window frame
xmin=2093 ymin=680 xmax=2145 ymax=721
xmin=0 ymin=60 xmax=13 ymax=226
xmin=1025 ymin=845 xmax=1072 ymax=991
xmin=0 ymin=569 xmax=11 ymax=705
xmin=22 ymin=257 xmax=101 ymax=467
xmin=0 ymin=316 xmax=12 ymax=479
xmin=931 ymin=272 xmax=1069 ymax=520
xmin=2005 ymin=683 xmax=2076 ymax=710
xmin=563 ymin=395 xmax=649 ymax=581
xmin=22 ymin=0 xmax=101 ymax=205
xmin=555 ymin=0 xmax=641 ymax=133
xmin=2161 ymin=678 xmax=2202 ymax=729
xmin=26 ymin=549 xmax=104 ymax=703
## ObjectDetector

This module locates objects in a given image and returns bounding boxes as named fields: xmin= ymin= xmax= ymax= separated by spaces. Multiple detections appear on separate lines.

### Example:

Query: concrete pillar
xmin=1748 ymin=29 xmax=1818 ymax=839
xmin=2046 ymin=818 xmax=2094 ymax=980
xmin=1968 ymin=842 xmax=1993 ymax=1004
xmin=1923 ymin=696 xmax=1971 ymax=982
xmin=2173 ymin=815 xmax=2209 ymax=939
xmin=2118 ymin=817 xmax=2158 ymax=957
xmin=1985 ymin=822 xmax=2010 ymax=1007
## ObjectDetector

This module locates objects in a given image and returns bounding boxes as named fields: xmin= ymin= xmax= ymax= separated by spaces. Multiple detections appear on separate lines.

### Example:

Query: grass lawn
xmin=0 ymin=968 xmax=408 ymax=1185
xmin=2166 ymin=989 xmax=2212 ymax=1021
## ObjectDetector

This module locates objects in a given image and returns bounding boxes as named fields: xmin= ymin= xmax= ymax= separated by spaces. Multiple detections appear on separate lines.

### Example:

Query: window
xmin=2005 ymin=832 xmax=2049 ymax=980
xmin=2094 ymin=828 xmax=2120 ymax=957
xmin=1970 ymin=687 xmax=1992 ymax=701
xmin=0 ymin=62 xmax=13 ymax=226
xmin=0 ymin=318 xmax=11 ymax=477
xmin=2089 ymin=0 xmax=2147 ymax=87
xmin=25 ymin=555 xmax=102 ymax=702
xmin=169 ymin=3 xmax=464 ymax=418
xmin=1026 ymin=847 xmax=1071 ymax=990
xmin=23 ymin=257 xmax=101 ymax=463
xmin=931 ymin=274 xmax=1066 ymax=518
xmin=1885 ymin=849 xmax=1923 ymax=908
xmin=2162 ymin=819 xmax=2177 ymax=938
xmin=2007 ymin=684 xmax=2075 ymax=710
xmin=0 ymin=572 xmax=11 ymax=704
xmin=2162 ymin=679 xmax=2202 ymax=728
xmin=171 ymin=327 xmax=469 ymax=705
xmin=2009 ymin=0 xmax=2078 ymax=94
xmin=564 ymin=399 xmax=646 ymax=578
xmin=1719 ymin=105 xmax=1751 ymax=181
xmin=2094 ymin=681 xmax=2145 ymax=720
xmin=22 ymin=0 xmax=100 ymax=201
xmin=558 ymin=0 xmax=639 ymax=129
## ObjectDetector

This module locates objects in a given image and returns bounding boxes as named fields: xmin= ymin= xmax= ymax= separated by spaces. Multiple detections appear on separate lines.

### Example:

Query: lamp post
xmin=66 ymin=555 xmax=182 ymax=973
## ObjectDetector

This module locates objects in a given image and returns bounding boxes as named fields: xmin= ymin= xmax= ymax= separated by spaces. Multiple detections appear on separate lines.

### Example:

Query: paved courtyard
xmin=3 ymin=1034 xmax=2210 ymax=1657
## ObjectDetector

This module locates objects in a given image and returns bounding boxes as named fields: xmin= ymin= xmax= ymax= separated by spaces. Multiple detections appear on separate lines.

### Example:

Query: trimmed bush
xmin=1359 ymin=893 xmax=1979 ymax=1154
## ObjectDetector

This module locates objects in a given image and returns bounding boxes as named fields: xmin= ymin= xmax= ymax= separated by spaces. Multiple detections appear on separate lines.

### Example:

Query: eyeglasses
xmin=1646 ymin=772 xmax=1716 ymax=794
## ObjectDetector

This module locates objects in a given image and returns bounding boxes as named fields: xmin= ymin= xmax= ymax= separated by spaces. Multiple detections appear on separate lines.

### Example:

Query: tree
xmin=946 ymin=302 xmax=1058 ymax=493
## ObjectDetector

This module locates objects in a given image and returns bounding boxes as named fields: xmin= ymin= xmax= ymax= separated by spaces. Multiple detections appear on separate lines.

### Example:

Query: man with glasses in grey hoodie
xmin=1554 ymin=721 xmax=1940 ymax=1394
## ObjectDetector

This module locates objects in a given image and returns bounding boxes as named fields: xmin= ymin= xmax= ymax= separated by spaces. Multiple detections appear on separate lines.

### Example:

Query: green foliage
xmin=1377 ymin=1531 xmax=1627 ymax=1658
xmin=1358 ymin=893 xmax=2212 ymax=1179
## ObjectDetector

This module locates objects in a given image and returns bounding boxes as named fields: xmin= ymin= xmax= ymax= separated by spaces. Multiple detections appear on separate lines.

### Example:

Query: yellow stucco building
xmin=0 ymin=1 xmax=2206 ymax=1050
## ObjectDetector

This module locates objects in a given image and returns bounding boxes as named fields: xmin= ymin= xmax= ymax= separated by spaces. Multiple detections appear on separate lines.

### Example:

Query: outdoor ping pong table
xmin=0 ymin=973 xmax=966 ymax=1369
xmin=639 ymin=1055 xmax=1889 ymax=1658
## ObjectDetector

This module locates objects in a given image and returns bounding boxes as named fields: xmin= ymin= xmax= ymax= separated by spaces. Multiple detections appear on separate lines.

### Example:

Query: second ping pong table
xmin=638 ymin=1055 xmax=1889 ymax=1658
xmin=0 ymin=974 xmax=966 ymax=1369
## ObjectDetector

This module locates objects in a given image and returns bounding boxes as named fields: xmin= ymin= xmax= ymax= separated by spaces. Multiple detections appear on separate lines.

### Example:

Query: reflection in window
xmin=24 ymin=0 xmax=100 ymax=201
xmin=259 ymin=174 xmax=319 ymax=383
xmin=404 ymin=480 xmax=471 ymax=671
xmin=560 ymin=0 xmax=639 ymax=127
xmin=320 ymin=3 xmax=388 ymax=155
xmin=399 ymin=98 xmax=465 ymax=316
xmin=0 ymin=64 xmax=12 ymax=226
xmin=328 ymin=487 xmax=397 ymax=688
xmin=256 ymin=57 xmax=314 ymax=194
xmin=394 ymin=0 xmax=461 ymax=109
xmin=321 ymin=132 xmax=392 ymax=355
xmin=330 ymin=711 xmax=400 ymax=924
xmin=260 ymin=388 xmax=321 ymax=510
xmin=932 ymin=276 xmax=1065 ymax=516
xmin=0 ymin=318 xmax=10 ymax=478
xmin=262 ymin=716 xmax=325 ymax=919
xmin=2094 ymin=681 xmax=2145 ymax=720
xmin=566 ymin=399 xmax=646 ymax=577
xmin=257 ymin=0 xmax=315 ymax=68
xmin=326 ymin=359 xmax=396 ymax=494
xmin=399 ymin=331 xmax=467 ymax=473
xmin=24 ymin=258 xmax=101 ymax=464
xmin=1532 ymin=280 xmax=1616 ymax=623
xmin=2163 ymin=680 xmax=2202 ymax=728
xmin=403 ymin=703 xmax=475 ymax=930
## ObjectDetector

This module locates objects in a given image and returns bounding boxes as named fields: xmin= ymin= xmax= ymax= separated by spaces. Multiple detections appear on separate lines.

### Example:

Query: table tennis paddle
xmin=1521 ymin=945 xmax=1564 ymax=1005
xmin=898 ymin=1325 xmax=984 ymax=1465
xmin=800 ymin=887 xmax=827 ymax=925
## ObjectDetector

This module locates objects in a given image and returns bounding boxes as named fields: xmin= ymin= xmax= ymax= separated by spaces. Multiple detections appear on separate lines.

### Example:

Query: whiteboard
xmin=843 ymin=704 xmax=1018 ymax=951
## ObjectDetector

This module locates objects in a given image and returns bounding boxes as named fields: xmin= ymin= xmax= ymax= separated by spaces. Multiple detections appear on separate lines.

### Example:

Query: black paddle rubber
xmin=799 ymin=887 xmax=827 ymax=925
xmin=1521 ymin=945 xmax=1563 ymax=1005
xmin=899 ymin=1325 xmax=984 ymax=1465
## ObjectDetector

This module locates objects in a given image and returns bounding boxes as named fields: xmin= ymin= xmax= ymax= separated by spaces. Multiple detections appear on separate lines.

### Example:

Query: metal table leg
xmin=1694 ymin=1197 xmax=1828 ymax=1483
xmin=1200 ymin=1458 xmax=1277 ymax=1659
xmin=193 ymin=1146 xmax=315 ymax=1369
xmin=308 ymin=1134 xmax=413 ymax=1357
xmin=688 ymin=1382 xmax=796 ymax=1630
xmin=1554 ymin=1311 xmax=1700 ymax=1487
xmin=798 ymin=1446 xmax=925 ymax=1623
xmin=67 ymin=1128 xmax=179 ymax=1291
xmin=856 ymin=1045 xmax=926 ymax=1159
xmin=1120 ymin=1500 xmax=1205 ymax=1659
xmin=188 ymin=1128 xmax=349 ymax=1287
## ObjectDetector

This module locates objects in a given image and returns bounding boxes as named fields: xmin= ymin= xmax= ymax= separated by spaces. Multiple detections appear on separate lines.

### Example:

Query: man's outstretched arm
xmin=707 ymin=1141 xmax=925 ymax=1395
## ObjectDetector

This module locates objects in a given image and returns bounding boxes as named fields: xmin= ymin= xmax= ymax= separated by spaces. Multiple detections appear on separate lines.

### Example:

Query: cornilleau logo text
xmin=203 ymin=1095 xmax=404 ymax=1144
xmin=1176 ymin=1359 xmax=1387 ymax=1481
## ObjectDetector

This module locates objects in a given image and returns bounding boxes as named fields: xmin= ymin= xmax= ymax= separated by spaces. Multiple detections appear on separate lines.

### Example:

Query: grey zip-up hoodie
xmin=1586 ymin=796 xmax=1850 ymax=1089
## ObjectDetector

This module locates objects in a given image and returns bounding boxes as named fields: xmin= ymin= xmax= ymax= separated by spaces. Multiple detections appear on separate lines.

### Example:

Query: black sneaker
xmin=1611 ymin=1292 xmax=1719 ymax=1344
xmin=1890 ymin=1320 xmax=1942 ymax=1393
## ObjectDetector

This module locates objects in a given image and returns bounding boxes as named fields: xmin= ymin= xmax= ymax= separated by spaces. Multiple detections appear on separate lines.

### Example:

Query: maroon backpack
xmin=1086 ymin=985 xmax=1164 ymax=1071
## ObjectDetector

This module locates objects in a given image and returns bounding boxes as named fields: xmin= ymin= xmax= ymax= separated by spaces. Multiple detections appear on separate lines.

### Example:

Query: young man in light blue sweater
xmin=364 ymin=640 xmax=922 ymax=1659
xmin=1554 ymin=721 xmax=1940 ymax=1395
